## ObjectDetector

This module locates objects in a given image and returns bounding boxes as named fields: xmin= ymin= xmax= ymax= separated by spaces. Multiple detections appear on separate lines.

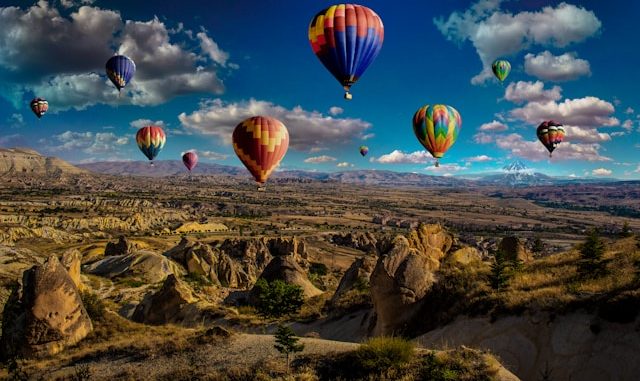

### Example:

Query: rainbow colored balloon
xmin=536 ymin=120 xmax=565 ymax=157
xmin=136 ymin=126 xmax=166 ymax=164
xmin=491 ymin=59 xmax=511 ymax=82
xmin=359 ymin=145 xmax=369 ymax=157
xmin=232 ymin=116 xmax=289 ymax=190
xmin=308 ymin=4 xmax=384 ymax=100
xmin=412 ymin=104 xmax=462 ymax=167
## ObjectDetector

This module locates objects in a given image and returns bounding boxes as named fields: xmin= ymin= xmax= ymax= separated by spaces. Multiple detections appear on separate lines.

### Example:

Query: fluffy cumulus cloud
xmin=510 ymin=96 xmax=619 ymax=128
xmin=60 ymin=0 xmax=95 ymax=8
xmin=329 ymin=106 xmax=344 ymax=116
xmin=199 ymin=150 xmax=228 ymax=160
xmin=561 ymin=125 xmax=610 ymax=143
xmin=46 ymin=130 xmax=129 ymax=154
xmin=178 ymin=98 xmax=372 ymax=151
xmin=622 ymin=119 xmax=634 ymax=131
xmin=524 ymin=51 xmax=591 ymax=81
xmin=0 ymin=2 xmax=230 ymax=110
xmin=304 ymin=155 xmax=337 ymax=164
xmin=592 ymin=168 xmax=612 ymax=176
xmin=337 ymin=162 xmax=354 ymax=168
xmin=625 ymin=107 xmax=634 ymax=114
xmin=466 ymin=155 xmax=493 ymax=162
xmin=473 ymin=132 xmax=494 ymax=144
xmin=434 ymin=1 xmax=601 ymax=84
xmin=372 ymin=150 xmax=433 ymax=164
xmin=504 ymin=81 xmax=562 ymax=104
xmin=495 ymin=133 xmax=611 ymax=162
xmin=129 ymin=119 xmax=165 ymax=129
xmin=479 ymin=120 xmax=508 ymax=132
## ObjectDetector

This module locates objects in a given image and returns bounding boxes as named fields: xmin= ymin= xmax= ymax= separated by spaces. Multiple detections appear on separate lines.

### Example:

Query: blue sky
xmin=0 ymin=0 xmax=638 ymax=179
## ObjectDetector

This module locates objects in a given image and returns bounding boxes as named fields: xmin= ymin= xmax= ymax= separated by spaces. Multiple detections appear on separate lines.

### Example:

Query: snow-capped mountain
xmin=479 ymin=160 xmax=555 ymax=186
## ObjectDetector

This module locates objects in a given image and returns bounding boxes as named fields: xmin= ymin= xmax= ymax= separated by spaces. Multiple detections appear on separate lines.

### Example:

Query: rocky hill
xmin=0 ymin=148 xmax=86 ymax=177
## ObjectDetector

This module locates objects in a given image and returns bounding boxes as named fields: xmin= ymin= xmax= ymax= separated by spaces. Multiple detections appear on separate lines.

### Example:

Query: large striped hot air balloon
xmin=30 ymin=98 xmax=48 ymax=119
xmin=308 ymin=4 xmax=384 ymax=100
xmin=491 ymin=59 xmax=511 ymax=83
xmin=537 ymin=120 xmax=565 ymax=157
xmin=106 ymin=55 xmax=136 ymax=92
xmin=136 ymin=126 xmax=166 ymax=165
xmin=232 ymin=116 xmax=289 ymax=191
xmin=412 ymin=105 xmax=462 ymax=167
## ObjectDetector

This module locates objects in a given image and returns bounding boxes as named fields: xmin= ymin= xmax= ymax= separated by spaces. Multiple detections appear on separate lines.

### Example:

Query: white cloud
xmin=178 ymin=98 xmax=372 ymax=151
xmin=495 ymin=133 xmax=611 ymax=162
xmin=610 ymin=132 xmax=626 ymax=137
xmin=622 ymin=119 xmax=634 ymax=131
xmin=473 ymin=132 xmax=494 ymax=144
xmin=510 ymin=96 xmax=619 ymax=128
xmin=304 ymin=155 xmax=337 ymax=164
xmin=199 ymin=150 xmax=228 ymax=160
xmin=479 ymin=120 xmax=508 ymax=132
xmin=504 ymin=81 xmax=562 ymax=104
xmin=435 ymin=1 xmax=601 ymax=84
xmin=329 ymin=106 xmax=343 ymax=116
xmin=372 ymin=150 xmax=433 ymax=164
xmin=0 ymin=2 xmax=228 ymax=109
xmin=592 ymin=168 xmax=612 ymax=176
xmin=197 ymin=31 xmax=229 ymax=67
xmin=47 ymin=130 xmax=129 ymax=154
xmin=635 ymin=165 xmax=640 ymax=173
xmin=625 ymin=107 xmax=634 ymax=114
xmin=562 ymin=125 xmax=610 ymax=143
xmin=524 ymin=51 xmax=591 ymax=81
xmin=337 ymin=162 xmax=354 ymax=168
xmin=0 ymin=134 xmax=27 ymax=147
xmin=60 ymin=0 xmax=95 ymax=8
xmin=424 ymin=163 xmax=466 ymax=172
xmin=361 ymin=133 xmax=375 ymax=140
xmin=467 ymin=155 xmax=493 ymax=162
xmin=130 ymin=119 xmax=165 ymax=129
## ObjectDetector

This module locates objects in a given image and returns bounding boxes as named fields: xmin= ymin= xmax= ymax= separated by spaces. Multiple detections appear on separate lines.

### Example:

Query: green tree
xmin=490 ymin=250 xmax=511 ymax=291
xmin=620 ymin=222 xmax=633 ymax=238
xmin=253 ymin=279 xmax=304 ymax=318
xmin=578 ymin=229 xmax=606 ymax=278
xmin=532 ymin=237 xmax=544 ymax=254
xmin=274 ymin=324 xmax=304 ymax=371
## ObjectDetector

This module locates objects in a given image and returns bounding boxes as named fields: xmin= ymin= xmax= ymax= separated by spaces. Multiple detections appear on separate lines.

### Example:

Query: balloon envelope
xmin=136 ymin=126 xmax=166 ymax=161
xmin=492 ymin=59 xmax=511 ymax=82
xmin=359 ymin=145 xmax=369 ymax=156
xmin=308 ymin=4 xmax=384 ymax=99
xmin=30 ymin=98 xmax=48 ymax=119
xmin=106 ymin=55 xmax=136 ymax=91
xmin=413 ymin=105 xmax=462 ymax=164
xmin=537 ymin=120 xmax=565 ymax=156
xmin=232 ymin=116 xmax=289 ymax=184
xmin=182 ymin=151 xmax=198 ymax=171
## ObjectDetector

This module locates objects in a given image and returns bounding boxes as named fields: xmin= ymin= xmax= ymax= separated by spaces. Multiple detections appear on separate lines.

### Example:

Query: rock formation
xmin=331 ymin=255 xmax=377 ymax=305
xmin=330 ymin=232 xmax=378 ymax=253
xmin=132 ymin=274 xmax=220 ymax=326
xmin=84 ymin=250 xmax=183 ymax=283
xmin=370 ymin=224 xmax=453 ymax=336
xmin=0 ymin=256 xmax=92 ymax=359
xmin=250 ymin=256 xmax=322 ymax=300
xmin=499 ymin=236 xmax=532 ymax=263
xmin=60 ymin=249 xmax=84 ymax=291
xmin=104 ymin=235 xmax=136 ymax=256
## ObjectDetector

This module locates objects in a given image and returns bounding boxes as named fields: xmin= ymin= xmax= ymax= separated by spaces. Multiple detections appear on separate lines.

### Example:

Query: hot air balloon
xmin=308 ymin=4 xmax=384 ymax=100
xmin=359 ymin=145 xmax=369 ymax=157
xmin=492 ymin=59 xmax=511 ymax=83
xmin=537 ymin=120 xmax=565 ymax=157
xmin=412 ymin=104 xmax=462 ymax=167
xmin=30 ymin=98 xmax=48 ymax=119
xmin=182 ymin=151 xmax=198 ymax=172
xmin=106 ymin=55 xmax=136 ymax=93
xmin=232 ymin=116 xmax=289 ymax=191
xmin=136 ymin=126 xmax=166 ymax=165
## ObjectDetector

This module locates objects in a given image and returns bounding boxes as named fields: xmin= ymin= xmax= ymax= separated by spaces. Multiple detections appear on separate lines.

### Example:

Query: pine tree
xmin=578 ymin=229 xmax=606 ymax=278
xmin=620 ymin=222 xmax=632 ymax=238
xmin=490 ymin=250 xmax=510 ymax=291
xmin=274 ymin=324 xmax=304 ymax=372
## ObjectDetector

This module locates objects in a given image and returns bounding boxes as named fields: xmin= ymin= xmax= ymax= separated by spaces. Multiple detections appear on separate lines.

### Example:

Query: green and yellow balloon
xmin=412 ymin=104 xmax=462 ymax=167
xmin=492 ymin=59 xmax=511 ymax=82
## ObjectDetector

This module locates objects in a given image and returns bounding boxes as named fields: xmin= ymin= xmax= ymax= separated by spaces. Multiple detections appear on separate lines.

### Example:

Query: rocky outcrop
xmin=84 ymin=250 xmax=183 ymax=283
xmin=370 ymin=224 xmax=453 ymax=336
xmin=331 ymin=232 xmax=378 ymax=253
xmin=0 ymin=256 xmax=92 ymax=359
xmin=104 ymin=236 xmax=136 ymax=256
xmin=250 ymin=256 xmax=322 ymax=300
xmin=132 ymin=274 xmax=220 ymax=326
xmin=447 ymin=247 xmax=482 ymax=266
xmin=60 ymin=249 xmax=84 ymax=291
xmin=499 ymin=236 xmax=532 ymax=263
xmin=331 ymin=255 xmax=377 ymax=304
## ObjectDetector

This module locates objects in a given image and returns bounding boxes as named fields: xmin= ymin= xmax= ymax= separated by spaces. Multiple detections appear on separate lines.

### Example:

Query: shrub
xmin=253 ymin=279 xmax=304 ymax=318
xmin=81 ymin=291 xmax=106 ymax=322
xmin=354 ymin=337 xmax=415 ymax=374
xmin=309 ymin=262 xmax=328 ymax=276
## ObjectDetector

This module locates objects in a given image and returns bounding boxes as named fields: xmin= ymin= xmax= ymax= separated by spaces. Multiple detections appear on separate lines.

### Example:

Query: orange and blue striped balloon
xmin=308 ymin=4 xmax=384 ymax=99
xmin=412 ymin=105 xmax=462 ymax=167
xmin=136 ymin=126 xmax=166 ymax=162
xmin=536 ymin=120 xmax=565 ymax=157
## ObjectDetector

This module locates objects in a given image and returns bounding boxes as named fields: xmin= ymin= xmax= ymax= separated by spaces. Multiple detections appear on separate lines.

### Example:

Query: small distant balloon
xmin=30 ymin=98 xmax=48 ymax=119
xmin=492 ymin=59 xmax=511 ymax=82
xmin=136 ymin=126 xmax=166 ymax=164
xmin=308 ymin=4 xmax=384 ymax=100
xmin=182 ymin=151 xmax=198 ymax=171
xmin=413 ymin=104 xmax=462 ymax=167
xmin=359 ymin=145 xmax=369 ymax=157
xmin=232 ymin=116 xmax=289 ymax=190
xmin=537 ymin=120 xmax=565 ymax=157
xmin=106 ymin=55 xmax=136 ymax=92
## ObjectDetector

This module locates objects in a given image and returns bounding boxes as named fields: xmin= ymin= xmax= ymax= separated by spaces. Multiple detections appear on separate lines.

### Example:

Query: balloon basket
xmin=257 ymin=185 xmax=266 ymax=192
xmin=150 ymin=161 xmax=155 ymax=167
xmin=344 ymin=92 xmax=352 ymax=100
xmin=435 ymin=161 xmax=440 ymax=168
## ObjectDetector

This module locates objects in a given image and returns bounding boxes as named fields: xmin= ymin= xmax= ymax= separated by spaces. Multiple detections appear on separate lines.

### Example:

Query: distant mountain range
xmin=477 ymin=160 xmax=557 ymax=186
xmin=0 ymin=147 xmax=87 ymax=177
